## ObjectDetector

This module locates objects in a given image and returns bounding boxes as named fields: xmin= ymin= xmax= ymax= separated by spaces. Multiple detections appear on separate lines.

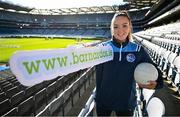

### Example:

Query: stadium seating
xmin=0 ymin=66 xmax=94 ymax=116
xmin=34 ymin=88 xmax=47 ymax=115
xmin=48 ymin=96 xmax=64 ymax=116
xmin=2 ymin=107 xmax=18 ymax=116
xmin=0 ymin=99 xmax=11 ymax=115
xmin=10 ymin=90 xmax=25 ymax=107
xmin=56 ymin=77 xmax=63 ymax=96
xmin=129 ymin=20 xmax=179 ymax=116
xmin=6 ymin=86 xmax=21 ymax=98
xmin=35 ymin=106 xmax=50 ymax=116
xmin=46 ymin=82 xmax=57 ymax=103
xmin=0 ymin=6 xmax=148 ymax=38
xmin=134 ymin=20 xmax=180 ymax=96
xmin=0 ymin=92 xmax=6 ymax=102
xmin=78 ymin=87 xmax=96 ymax=117
xmin=17 ymin=96 xmax=35 ymax=116
xmin=172 ymin=56 xmax=180 ymax=93
xmin=34 ymin=67 xmax=95 ymax=116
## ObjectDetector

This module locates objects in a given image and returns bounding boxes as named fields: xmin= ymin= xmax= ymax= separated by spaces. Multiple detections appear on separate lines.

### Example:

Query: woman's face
xmin=112 ymin=16 xmax=131 ymax=43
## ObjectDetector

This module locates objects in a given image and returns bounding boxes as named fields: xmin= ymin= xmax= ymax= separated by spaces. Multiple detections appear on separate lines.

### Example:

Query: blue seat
xmin=175 ymin=46 xmax=180 ymax=56
xmin=18 ymin=96 xmax=35 ymax=116
xmin=34 ymin=82 xmax=44 ymax=93
xmin=46 ymin=82 xmax=57 ymax=103
xmin=0 ymin=99 xmax=11 ymax=115
xmin=63 ymin=86 xmax=73 ymax=115
xmin=56 ymin=77 xmax=63 ymax=96
xmin=0 ymin=88 xmax=2 ymax=93
xmin=49 ymin=96 xmax=64 ymax=116
xmin=162 ymin=51 xmax=171 ymax=72
xmin=24 ymin=86 xmax=36 ymax=98
xmin=157 ymin=48 xmax=166 ymax=69
xmin=172 ymin=56 xmax=180 ymax=94
xmin=35 ymin=106 xmax=50 ymax=116
xmin=2 ymin=83 xmax=14 ymax=92
xmin=2 ymin=107 xmax=18 ymax=116
xmin=6 ymin=77 xmax=16 ymax=83
xmin=0 ymin=92 xmax=7 ymax=102
xmin=6 ymin=86 xmax=21 ymax=98
xmin=0 ymin=79 xmax=7 ymax=85
xmin=1 ymin=81 xmax=10 ymax=89
xmin=34 ymin=88 xmax=47 ymax=115
xmin=72 ymin=80 xmax=80 ymax=103
xmin=10 ymin=90 xmax=25 ymax=107
xmin=79 ymin=76 xmax=85 ymax=96
xmin=12 ymin=80 xmax=20 ymax=87
xmin=166 ymin=53 xmax=177 ymax=79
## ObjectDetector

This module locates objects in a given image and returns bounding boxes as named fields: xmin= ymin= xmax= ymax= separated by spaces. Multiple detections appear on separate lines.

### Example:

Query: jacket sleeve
xmin=139 ymin=47 xmax=163 ymax=89
xmin=95 ymin=63 xmax=104 ymax=101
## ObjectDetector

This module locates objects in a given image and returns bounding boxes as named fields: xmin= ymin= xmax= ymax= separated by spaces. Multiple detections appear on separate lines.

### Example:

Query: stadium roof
xmin=0 ymin=1 xmax=32 ymax=12
xmin=123 ymin=0 xmax=158 ymax=9
xmin=0 ymin=0 xmax=156 ymax=15
xmin=29 ymin=6 xmax=121 ymax=15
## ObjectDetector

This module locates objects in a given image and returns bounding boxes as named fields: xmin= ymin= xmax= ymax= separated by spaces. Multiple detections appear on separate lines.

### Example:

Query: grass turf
xmin=0 ymin=37 xmax=98 ymax=63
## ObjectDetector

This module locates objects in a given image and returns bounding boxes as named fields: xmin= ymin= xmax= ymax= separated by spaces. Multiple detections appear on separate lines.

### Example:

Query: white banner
xmin=10 ymin=45 xmax=113 ymax=86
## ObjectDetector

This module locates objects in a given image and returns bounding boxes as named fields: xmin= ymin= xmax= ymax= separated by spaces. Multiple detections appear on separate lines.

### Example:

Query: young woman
xmin=95 ymin=10 xmax=163 ymax=116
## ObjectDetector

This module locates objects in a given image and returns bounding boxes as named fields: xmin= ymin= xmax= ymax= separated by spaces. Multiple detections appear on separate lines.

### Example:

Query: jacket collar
xmin=111 ymin=36 xmax=129 ymax=48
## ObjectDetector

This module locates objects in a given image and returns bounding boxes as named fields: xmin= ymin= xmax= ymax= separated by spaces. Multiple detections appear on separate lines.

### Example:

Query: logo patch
xmin=126 ymin=53 xmax=136 ymax=62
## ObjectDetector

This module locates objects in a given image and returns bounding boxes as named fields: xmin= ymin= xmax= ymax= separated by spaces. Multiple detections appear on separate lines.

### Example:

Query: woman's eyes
xmin=114 ymin=25 xmax=128 ymax=29
xmin=123 ymin=25 xmax=128 ymax=28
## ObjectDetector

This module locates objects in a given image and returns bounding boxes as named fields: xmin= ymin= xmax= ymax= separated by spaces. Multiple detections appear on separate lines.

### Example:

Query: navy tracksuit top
xmin=95 ymin=39 xmax=163 ymax=111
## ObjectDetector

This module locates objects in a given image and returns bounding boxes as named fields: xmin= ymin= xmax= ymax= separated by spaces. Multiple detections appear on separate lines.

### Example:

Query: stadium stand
xmin=0 ymin=4 xmax=149 ymax=38
xmin=0 ymin=0 xmax=180 ymax=116
xmin=134 ymin=20 xmax=180 ymax=95
xmin=0 ymin=68 xmax=89 ymax=116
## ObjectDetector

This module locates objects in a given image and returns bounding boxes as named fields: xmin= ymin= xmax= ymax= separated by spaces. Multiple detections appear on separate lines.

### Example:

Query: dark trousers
xmin=96 ymin=105 xmax=134 ymax=116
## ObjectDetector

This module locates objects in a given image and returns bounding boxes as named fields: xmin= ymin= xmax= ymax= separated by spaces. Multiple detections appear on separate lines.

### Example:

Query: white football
xmin=134 ymin=63 xmax=158 ymax=84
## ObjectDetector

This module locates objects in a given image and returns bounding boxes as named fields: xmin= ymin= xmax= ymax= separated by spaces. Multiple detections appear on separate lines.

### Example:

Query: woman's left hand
xmin=138 ymin=80 xmax=157 ymax=89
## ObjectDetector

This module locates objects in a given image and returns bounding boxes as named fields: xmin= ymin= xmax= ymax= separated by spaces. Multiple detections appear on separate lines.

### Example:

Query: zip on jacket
xmin=119 ymin=44 xmax=123 ymax=61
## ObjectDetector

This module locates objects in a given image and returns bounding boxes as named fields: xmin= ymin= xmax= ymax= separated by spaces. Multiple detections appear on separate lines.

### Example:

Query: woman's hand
xmin=138 ymin=80 xmax=157 ymax=89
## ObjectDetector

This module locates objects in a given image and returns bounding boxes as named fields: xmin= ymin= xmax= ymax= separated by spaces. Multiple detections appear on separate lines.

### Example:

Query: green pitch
xmin=0 ymin=37 xmax=99 ymax=63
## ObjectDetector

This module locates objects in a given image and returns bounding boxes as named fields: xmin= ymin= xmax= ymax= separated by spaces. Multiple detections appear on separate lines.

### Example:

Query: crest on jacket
xmin=126 ymin=53 xmax=136 ymax=62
